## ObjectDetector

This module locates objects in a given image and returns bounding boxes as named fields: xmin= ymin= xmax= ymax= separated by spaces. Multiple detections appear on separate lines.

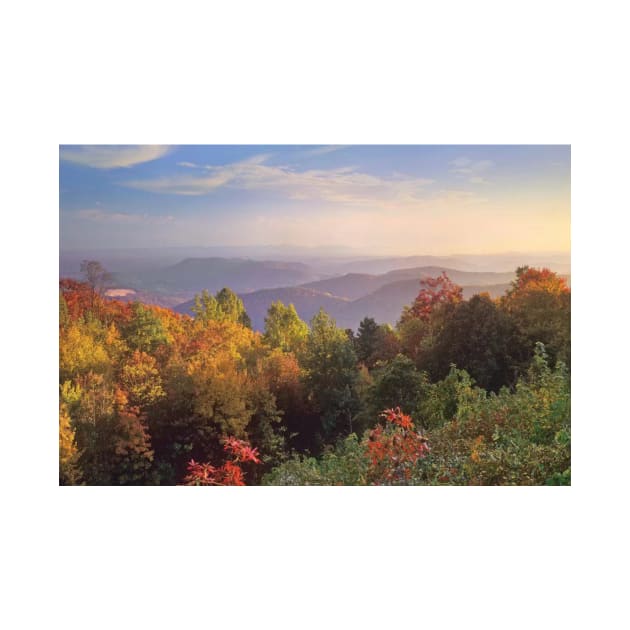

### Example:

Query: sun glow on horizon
xmin=60 ymin=145 xmax=570 ymax=256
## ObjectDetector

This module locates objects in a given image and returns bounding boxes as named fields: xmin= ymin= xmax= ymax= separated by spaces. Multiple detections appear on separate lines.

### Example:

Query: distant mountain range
xmin=111 ymin=257 xmax=321 ymax=294
xmin=321 ymin=256 xmax=473 ymax=276
xmin=67 ymin=252 xmax=570 ymax=332
xmin=312 ymin=253 xmax=571 ymax=276
xmin=173 ymin=265 xmax=565 ymax=331
xmin=60 ymin=247 xmax=571 ymax=278
xmin=300 ymin=267 xmax=518 ymax=300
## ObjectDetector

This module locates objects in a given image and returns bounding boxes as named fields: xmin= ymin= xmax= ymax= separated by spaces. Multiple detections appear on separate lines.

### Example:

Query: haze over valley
xmin=60 ymin=145 xmax=570 ymax=331
xmin=60 ymin=247 xmax=570 ymax=331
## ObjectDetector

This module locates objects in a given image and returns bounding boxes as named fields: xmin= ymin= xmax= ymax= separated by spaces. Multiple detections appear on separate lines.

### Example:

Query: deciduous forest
xmin=59 ymin=264 xmax=570 ymax=485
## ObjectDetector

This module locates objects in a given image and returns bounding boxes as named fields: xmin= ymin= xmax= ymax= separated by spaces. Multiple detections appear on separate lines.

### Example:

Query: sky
xmin=59 ymin=145 xmax=570 ymax=256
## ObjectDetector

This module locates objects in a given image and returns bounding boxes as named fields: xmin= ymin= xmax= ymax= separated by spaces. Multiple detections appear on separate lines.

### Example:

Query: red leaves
xmin=407 ymin=272 xmax=463 ymax=322
xmin=60 ymin=279 xmax=98 ymax=320
xmin=381 ymin=407 xmax=414 ymax=430
xmin=223 ymin=436 xmax=261 ymax=464
xmin=184 ymin=460 xmax=219 ymax=485
xmin=220 ymin=461 xmax=245 ymax=486
xmin=183 ymin=436 xmax=260 ymax=486
xmin=60 ymin=278 xmax=134 ymax=323
xmin=183 ymin=459 xmax=246 ymax=486
xmin=366 ymin=408 xmax=430 ymax=484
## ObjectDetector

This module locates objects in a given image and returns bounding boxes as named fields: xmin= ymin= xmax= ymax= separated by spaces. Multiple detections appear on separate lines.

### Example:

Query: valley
xmin=61 ymin=251 xmax=571 ymax=332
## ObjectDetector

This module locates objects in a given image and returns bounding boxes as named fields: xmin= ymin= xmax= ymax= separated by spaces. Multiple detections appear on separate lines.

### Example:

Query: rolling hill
xmin=322 ymin=253 xmax=571 ymax=275
xmin=174 ymin=273 xmax=519 ymax=332
xmin=325 ymin=280 xmax=513 ymax=330
xmin=300 ymin=267 xmax=518 ymax=301
xmin=113 ymin=257 xmax=320 ymax=294
xmin=157 ymin=262 xmax=571 ymax=333
xmin=327 ymin=256 xmax=471 ymax=275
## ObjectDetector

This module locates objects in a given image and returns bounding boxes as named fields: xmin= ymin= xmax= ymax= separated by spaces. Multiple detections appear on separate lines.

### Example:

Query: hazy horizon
xmin=59 ymin=243 xmax=570 ymax=256
xmin=60 ymin=145 xmax=570 ymax=256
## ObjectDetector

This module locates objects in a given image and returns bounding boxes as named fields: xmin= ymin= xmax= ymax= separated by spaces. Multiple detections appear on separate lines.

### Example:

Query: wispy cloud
xmin=449 ymin=157 xmax=494 ymax=177
xmin=60 ymin=145 xmax=172 ymax=169
xmin=296 ymin=145 xmax=350 ymax=158
xmin=123 ymin=153 xmax=434 ymax=205
xmin=73 ymin=208 xmax=174 ymax=224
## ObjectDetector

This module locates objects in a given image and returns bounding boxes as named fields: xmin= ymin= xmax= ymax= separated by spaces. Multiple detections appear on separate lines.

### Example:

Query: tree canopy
xmin=59 ymin=265 xmax=570 ymax=486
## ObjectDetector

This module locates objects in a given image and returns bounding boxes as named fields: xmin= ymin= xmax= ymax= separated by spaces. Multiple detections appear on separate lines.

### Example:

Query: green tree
xmin=415 ymin=366 xmax=475 ymax=431
xmin=397 ymin=316 xmax=432 ymax=366
xmin=427 ymin=293 xmax=523 ymax=391
xmin=262 ymin=433 xmax=368 ymax=486
xmin=417 ymin=345 xmax=570 ymax=486
xmin=263 ymin=301 xmax=309 ymax=353
xmin=245 ymin=389 xmax=287 ymax=483
xmin=366 ymin=354 xmax=427 ymax=421
xmin=123 ymin=302 xmax=169 ymax=354
xmin=301 ymin=309 xmax=361 ymax=447
xmin=192 ymin=289 xmax=219 ymax=323
xmin=215 ymin=287 xmax=252 ymax=327
xmin=192 ymin=287 xmax=251 ymax=327
xmin=368 ymin=323 xmax=400 ymax=368
xmin=355 ymin=317 xmax=379 ymax=366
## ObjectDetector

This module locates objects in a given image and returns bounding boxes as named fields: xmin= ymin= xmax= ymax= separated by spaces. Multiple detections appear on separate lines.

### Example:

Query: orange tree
xmin=365 ymin=407 xmax=430 ymax=485
xmin=501 ymin=267 xmax=570 ymax=367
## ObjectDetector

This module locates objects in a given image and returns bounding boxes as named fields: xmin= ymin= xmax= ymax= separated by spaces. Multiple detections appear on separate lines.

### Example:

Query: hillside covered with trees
xmin=59 ymin=263 xmax=570 ymax=486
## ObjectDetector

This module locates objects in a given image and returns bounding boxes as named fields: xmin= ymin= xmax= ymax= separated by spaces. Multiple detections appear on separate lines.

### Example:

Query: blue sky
xmin=59 ymin=145 xmax=570 ymax=255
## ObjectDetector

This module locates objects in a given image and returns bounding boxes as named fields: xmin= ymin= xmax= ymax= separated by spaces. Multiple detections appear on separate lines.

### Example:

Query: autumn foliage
xmin=60 ymin=263 xmax=570 ymax=486
xmin=403 ymin=272 xmax=463 ymax=322
xmin=184 ymin=437 xmax=261 ymax=486
xmin=504 ymin=266 xmax=570 ymax=299
xmin=365 ymin=408 xmax=430 ymax=484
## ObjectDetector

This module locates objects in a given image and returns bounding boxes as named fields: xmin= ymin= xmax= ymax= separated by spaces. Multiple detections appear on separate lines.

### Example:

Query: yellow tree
xmin=59 ymin=403 xmax=81 ymax=485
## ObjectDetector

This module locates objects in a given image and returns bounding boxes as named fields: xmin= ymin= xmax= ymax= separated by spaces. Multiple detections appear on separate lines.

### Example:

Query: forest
xmin=59 ymin=263 xmax=570 ymax=486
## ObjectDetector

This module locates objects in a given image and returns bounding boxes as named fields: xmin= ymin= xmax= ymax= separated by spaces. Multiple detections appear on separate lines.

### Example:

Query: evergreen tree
xmin=124 ymin=302 xmax=169 ymax=354
xmin=192 ymin=287 xmax=251 ymax=327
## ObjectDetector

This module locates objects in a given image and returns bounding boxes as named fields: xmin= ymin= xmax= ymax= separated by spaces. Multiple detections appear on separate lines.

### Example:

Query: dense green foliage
xmin=300 ymin=309 xmax=361 ymax=447
xmin=192 ymin=287 xmax=252 ymax=328
xmin=263 ymin=300 xmax=309 ymax=353
xmin=354 ymin=317 xmax=401 ymax=368
xmin=60 ymin=266 xmax=570 ymax=485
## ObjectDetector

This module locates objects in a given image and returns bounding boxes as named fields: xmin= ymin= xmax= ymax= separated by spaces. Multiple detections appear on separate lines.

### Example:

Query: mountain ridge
xmin=173 ymin=266 xmax=567 ymax=331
